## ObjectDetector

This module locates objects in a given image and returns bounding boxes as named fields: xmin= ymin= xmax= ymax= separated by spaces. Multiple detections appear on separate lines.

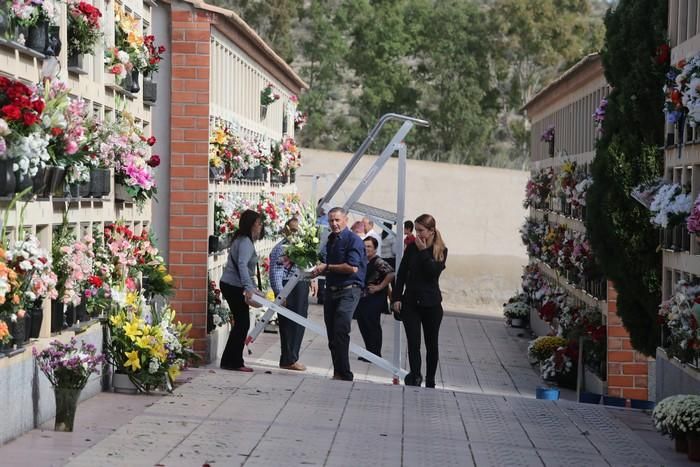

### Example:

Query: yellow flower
xmin=167 ymin=364 xmax=181 ymax=381
xmin=110 ymin=313 xmax=125 ymax=327
xmin=214 ymin=128 xmax=227 ymax=144
xmin=152 ymin=344 xmax=168 ymax=362
xmin=123 ymin=320 xmax=143 ymax=341
xmin=158 ymin=265 xmax=166 ymax=273
xmin=164 ymin=274 xmax=173 ymax=284
xmin=128 ymin=31 xmax=144 ymax=47
xmin=135 ymin=335 xmax=153 ymax=350
xmin=266 ymin=290 xmax=275 ymax=301
xmin=124 ymin=350 xmax=141 ymax=371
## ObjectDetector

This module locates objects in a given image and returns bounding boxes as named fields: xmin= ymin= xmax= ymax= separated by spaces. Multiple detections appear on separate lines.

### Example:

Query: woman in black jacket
xmin=392 ymin=214 xmax=447 ymax=388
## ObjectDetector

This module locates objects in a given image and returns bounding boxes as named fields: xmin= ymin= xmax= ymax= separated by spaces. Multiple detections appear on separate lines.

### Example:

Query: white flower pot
xmin=511 ymin=318 xmax=524 ymax=328
xmin=112 ymin=372 xmax=138 ymax=394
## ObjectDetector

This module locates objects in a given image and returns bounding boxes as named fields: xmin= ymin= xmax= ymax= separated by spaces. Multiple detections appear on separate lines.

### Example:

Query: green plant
xmin=585 ymin=0 xmax=667 ymax=356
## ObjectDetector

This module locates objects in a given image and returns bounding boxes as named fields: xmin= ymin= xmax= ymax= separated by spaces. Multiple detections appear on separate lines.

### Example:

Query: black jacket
xmin=392 ymin=243 xmax=447 ymax=308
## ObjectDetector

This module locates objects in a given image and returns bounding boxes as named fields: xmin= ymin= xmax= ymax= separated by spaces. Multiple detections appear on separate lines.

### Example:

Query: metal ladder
xmin=248 ymin=113 xmax=429 ymax=382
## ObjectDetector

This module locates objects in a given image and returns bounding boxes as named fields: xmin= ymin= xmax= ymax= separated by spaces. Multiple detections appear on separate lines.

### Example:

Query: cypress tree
xmin=585 ymin=0 xmax=667 ymax=355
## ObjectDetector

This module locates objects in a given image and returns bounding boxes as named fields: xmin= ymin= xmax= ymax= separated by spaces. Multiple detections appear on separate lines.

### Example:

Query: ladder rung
xmin=349 ymin=202 xmax=397 ymax=223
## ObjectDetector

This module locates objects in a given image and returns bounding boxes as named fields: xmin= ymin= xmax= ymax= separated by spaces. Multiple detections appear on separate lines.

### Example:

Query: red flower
xmin=0 ymin=77 xmax=10 ymax=90
xmin=1 ymin=104 xmax=21 ymax=121
xmin=22 ymin=111 xmax=39 ymax=126
xmin=88 ymin=276 xmax=103 ymax=287
xmin=51 ymin=127 xmax=63 ymax=136
xmin=147 ymin=136 xmax=156 ymax=146
xmin=147 ymin=155 xmax=160 ymax=167
xmin=31 ymin=99 xmax=45 ymax=114
xmin=656 ymin=43 xmax=670 ymax=65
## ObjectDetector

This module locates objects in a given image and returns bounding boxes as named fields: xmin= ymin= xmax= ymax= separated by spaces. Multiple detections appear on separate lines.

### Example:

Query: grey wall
xmin=150 ymin=3 xmax=172 ymax=261
xmin=655 ymin=348 xmax=700 ymax=402
xmin=0 ymin=324 xmax=104 ymax=445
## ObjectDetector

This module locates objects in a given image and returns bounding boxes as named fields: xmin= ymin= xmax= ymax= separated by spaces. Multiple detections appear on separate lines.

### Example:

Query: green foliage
xmin=585 ymin=0 xmax=667 ymax=356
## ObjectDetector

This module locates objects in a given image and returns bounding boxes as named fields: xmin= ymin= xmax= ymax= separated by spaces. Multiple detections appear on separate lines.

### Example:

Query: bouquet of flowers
xmin=672 ymin=53 xmax=700 ymax=126
xmin=540 ymin=125 xmax=555 ymax=143
xmin=283 ymin=205 xmax=320 ymax=270
xmin=294 ymin=110 xmax=308 ymax=131
xmin=67 ymin=0 xmax=103 ymax=57
xmin=142 ymin=35 xmax=166 ymax=77
xmin=540 ymin=343 xmax=576 ymax=380
xmin=110 ymin=114 xmax=159 ymax=206
xmin=113 ymin=3 xmax=147 ymax=71
xmin=519 ymin=218 xmax=546 ymax=257
xmin=52 ymin=228 xmax=95 ymax=307
xmin=131 ymin=230 xmax=173 ymax=298
xmin=649 ymin=183 xmax=692 ymax=228
xmin=658 ymin=280 xmax=700 ymax=363
xmin=34 ymin=337 xmax=103 ymax=389
xmin=687 ymin=194 xmax=700 ymax=234
xmin=207 ymin=278 xmax=230 ymax=331
xmin=104 ymin=46 xmax=132 ymax=81
xmin=257 ymin=191 xmax=283 ymax=238
xmin=281 ymin=136 xmax=301 ymax=171
xmin=11 ymin=0 xmax=57 ymax=28
xmin=523 ymin=168 xmax=554 ymax=208
xmin=260 ymin=83 xmax=280 ymax=106
xmin=5 ymin=234 xmax=58 ymax=313
xmin=653 ymin=395 xmax=700 ymax=438
xmin=0 ymin=319 xmax=10 ymax=344
xmin=592 ymin=97 xmax=607 ymax=134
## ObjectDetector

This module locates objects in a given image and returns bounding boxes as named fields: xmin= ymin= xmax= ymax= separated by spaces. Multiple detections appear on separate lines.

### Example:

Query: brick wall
xmin=168 ymin=2 xmax=212 ymax=356
xmin=606 ymin=282 xmax=649 ymax=400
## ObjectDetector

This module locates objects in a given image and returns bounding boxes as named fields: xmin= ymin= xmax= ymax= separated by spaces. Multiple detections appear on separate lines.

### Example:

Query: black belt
xmin=328 ymin=284 xmax=360 ymax=291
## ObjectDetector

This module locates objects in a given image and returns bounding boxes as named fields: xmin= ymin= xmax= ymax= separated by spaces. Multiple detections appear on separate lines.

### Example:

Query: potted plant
xmin=503 ymin=294 xmax=530 ymax=328
xmin=67 ymin=0 xmax=102 ymax=73
xmin=33 ymin=338 xmax=104 ymax=431
xmin=653 ymin=394 xmax=700 ymax=457
xmin=11 ymin=0 xmax=55 ymax=53
xmin=541 ymin=125 xmax=555 ymax=157
xmin=527 ymin=335 xmax=568 ymax=364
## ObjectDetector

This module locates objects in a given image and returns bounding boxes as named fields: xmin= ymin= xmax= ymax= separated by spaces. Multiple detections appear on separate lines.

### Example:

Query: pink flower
xmin=65 ymin=140 xmax=78 ymax=155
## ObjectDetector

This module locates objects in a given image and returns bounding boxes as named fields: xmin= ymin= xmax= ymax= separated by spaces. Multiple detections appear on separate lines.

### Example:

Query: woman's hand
xmin=244 ymin=289 xmax=262 ymax=308
xmin=392 ymin=301 xmax=402 ymax=313
xmin=415 ymin=236 xmax=427 ymax=250
xmin=368 ymin=284 xmax=381 ymax=294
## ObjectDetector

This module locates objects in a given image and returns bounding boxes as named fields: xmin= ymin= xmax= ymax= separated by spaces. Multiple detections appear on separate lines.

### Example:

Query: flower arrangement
xmin=67 ymin=0 xmax=103 ymax=57
xmin=0 ymin=319 xmax=10 ymax=344
xmin=113 ymin=4 xmax=147 ymax=71
xmin=281 ymin=136 xmax=301 ymax=171
xmin=687 ymin=194 xmax=700 ymax=234
xmin=503 ymin=294 xmax=530 ymax=320
xmin=649 ymin=183 xmax=692 ymax=228
xmin=592 ymin=97 xmax=607 ymax=134
xmin=664 ymin=63 xmax=685 ymax=125
xmin=131 ymin=229 xmax=173 ymax=298
xmin=527 ymin=335 xmax=568 ymax=363
xmin=104 ymin=46 xmax=132 ymax=81
xmin=540 ymin=125 xmax=555 ymax=143
xmin=523 ymin=168 xmax=554 ymax=209
xmin=260 ymin=84 xmax=280 ymax=107
xmin=209 ymin=122 xmax=245 ymax=179
xmin=142 ymin=35 xmax=166 ymax=76
xmin=11 ymin=0 xmax=57 ymax=28
xmin=258 ymin=191 xmax=283 ymax=239
xmin=540 ymin=344 xmax=576 ymax=380
xmin=294 ymin=110 xmax=308 ymax=131
xmin=34 ymin=337 xmax=103 ymax=389
xmin=207 ymin=278 xmax=229 ymax=331
xmin=106 ymin=293 xmax=196 ymax=392
xmin=52 ymin=223 xmax=95 ymax=307
xmin=658 ymin=280 xmax=700 ymax=364
xmin=670 ymin=54 xmax=700 ymax=126
xmin=283 ymin=204 xmax=320 ymax=270
xmin=5 ymin=234 xmax=58 ymax=313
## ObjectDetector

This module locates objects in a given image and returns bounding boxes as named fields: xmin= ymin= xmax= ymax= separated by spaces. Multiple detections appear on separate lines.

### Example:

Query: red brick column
xmin=606 ymin=282 xmax=649 ymax=400
xmin=168 ymin=4 xmax=212 ymax=357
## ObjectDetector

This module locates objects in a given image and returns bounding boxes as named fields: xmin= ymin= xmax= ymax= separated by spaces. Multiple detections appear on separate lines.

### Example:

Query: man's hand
xmin=392 ymin=301 xmax=402 ymax=313
xmin=368 ymin=284 xmax=381 ymax=294
xmin=310 ymin=280 xmax=318 ymax=297
xmin=312 ymin=263 xmax=327 ymax=278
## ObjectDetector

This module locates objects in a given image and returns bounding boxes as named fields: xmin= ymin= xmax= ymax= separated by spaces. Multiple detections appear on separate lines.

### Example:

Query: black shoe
xmin=425 ymin=380 xmax=435 ymax=388
xmin=404 ymin=373 xmax=423 ymax=387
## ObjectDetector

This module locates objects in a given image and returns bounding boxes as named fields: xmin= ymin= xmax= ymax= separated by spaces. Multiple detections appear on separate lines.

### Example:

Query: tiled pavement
xmin=0 ymin=306 xmax=691 ymax=466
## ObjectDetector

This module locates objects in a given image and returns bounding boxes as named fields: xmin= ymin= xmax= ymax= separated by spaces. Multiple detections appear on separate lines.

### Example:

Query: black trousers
xmin=354 ymin=292 xmax=386 ymax=357
xmin=279 ymin=280 xmax=309 ymax=366
xmin=219 ymin=281 xmax=250 ymax=369
xmin=402 ymin=303 xmax=443 ymax=385
xmin=323 ymin=286 xmax=361 ymax=381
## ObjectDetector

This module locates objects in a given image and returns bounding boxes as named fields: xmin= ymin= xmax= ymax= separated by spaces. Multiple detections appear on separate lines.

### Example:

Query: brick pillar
xmin=168 ymin=3 xmax=212 ymax=357
xmin=606 ymin=282 xmax=649 ymax=400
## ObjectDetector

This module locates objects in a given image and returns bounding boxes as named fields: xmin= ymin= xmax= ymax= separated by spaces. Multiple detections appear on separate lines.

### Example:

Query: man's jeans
xmin=323 ymin=286 xmax=361 ymax=380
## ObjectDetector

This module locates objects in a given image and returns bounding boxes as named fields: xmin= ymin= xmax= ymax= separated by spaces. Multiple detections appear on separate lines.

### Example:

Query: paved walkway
xmin=0 ymin=306 xmax=691 ymax=466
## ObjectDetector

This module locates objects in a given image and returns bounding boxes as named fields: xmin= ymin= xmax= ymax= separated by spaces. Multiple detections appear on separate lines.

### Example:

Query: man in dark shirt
xmin=312 ymin=207 xmax=366 ymax=381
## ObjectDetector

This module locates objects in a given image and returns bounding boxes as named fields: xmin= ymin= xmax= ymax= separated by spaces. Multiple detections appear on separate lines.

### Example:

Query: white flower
xmin=117 ymin=50 xmax=130 ymax=64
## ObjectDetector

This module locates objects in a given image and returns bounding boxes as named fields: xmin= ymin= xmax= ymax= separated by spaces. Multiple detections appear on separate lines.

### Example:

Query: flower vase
xmin=10 ymin=317 xmax=26 ymax=348
xmin=548 ymin=140 xmax=555 ymax=157
xmin=0 ymin=6 xmax=9 ymax=39
xmin=253 ymin=165 xmax=264 ymax=181
xmin=112 ymin=372 xmax=138 ymax=394
xmin=68 ymin=53 xmax=83 ymax=69
xmin=32 ymin=166 xmax=50 ymax=195
xmin=0 ymin=159 xmax=15 ymax=196
xmin=114 ymin=183 xmax=133 ymax=202
xmin=289 ymin=170 xmax=296 ymax=183
xmin=26 ymin=19 xmax=48 ymax=54
xmin=121 ymin=72 xmax=132 ymax=92
xmin=29 ymin=303 xmax=42 ymax=338
xmin=510 ymin=318 xmax=523 ymax=328
xmin=50 ymin=167 xmax=66 ymax=197
xmin=53 ymin=387 xmax=81 ymax=432
xmin=129 ymin=69 xmax=140 ymax=94
xmin=260 ymin=105 xmax=268 ymax=119
xmin=13 ymin=25 xmax=28 ymax=45
xmin=677 ymin=435 xmax=689 ymax=453
xmin=143 ymin=77 xmax=157 ymax=103
xmin=45 ymin=25 xmax=60 ymax=56
xmin=14 ymin=170 xmax=31 ymax=194
xmin=50 ymin=300 xmax=65 ymax=333
xmin=100 ymin=168 xmax=111 ymax=196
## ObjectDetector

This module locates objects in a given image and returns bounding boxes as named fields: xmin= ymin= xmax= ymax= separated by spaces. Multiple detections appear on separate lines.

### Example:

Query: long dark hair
xmin=415 ymin=214 xmax=446 ymax=262
xmin=235 ymin=209 xmax=261 ymax=241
